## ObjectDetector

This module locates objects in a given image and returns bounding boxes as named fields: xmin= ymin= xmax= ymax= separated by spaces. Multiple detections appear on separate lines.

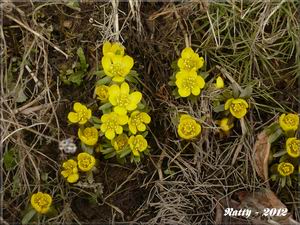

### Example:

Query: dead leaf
xmin=254 ymin=131 xmax=270 ymax=183
xmin=237 ymin=189 xmax=300 ymax=225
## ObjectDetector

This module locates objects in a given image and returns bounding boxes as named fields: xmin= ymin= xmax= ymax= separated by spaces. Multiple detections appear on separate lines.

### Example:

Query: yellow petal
xmin=119 ymin=114 xmax=128 ymax=125
xmin=216 ymin=76 xmax=224 ymax=89
xmin=67 ymin=173 xmax=79 ymax=183
xmin=224 ymin=98 xmax=234 ymax=110
xmin=129 ymin=124 xmax=137 ymax=134
xmin=114 ymin=106 xmax=127 ymax=115
xmin=232 ymin=98 xmax=249 ymax=108
xmin=112 ymin=76 xmax=125 ymax=83
xmin=115 ymin=126 xmax=123 ymax=134
xmin=102 ymin=41 xmax=112 ymax=55
xmin=73 ymin=102 xmax=84 ymax=112
xmin=178 ymin=88 xmax=190 ymax=97
xmin=137 ymin=123 xmax=146 ymax=132
xmin=106 ymin=129 xmax=115 ymax=140
xmin=120 ymin=82 xmax=130 ymax=94
xmin=123 ymin=55 xmax=134 ymax=72
xmin=191 ymin=86 xmax=200 ymax=96
xmin=196 ymin=75 xmax=205 ymax=89
xmin=68 ymin=112 xmax=79 ymax=123
xmin=141 ymin=113 xmax=151 ymax=124
xmin=181 ymin=47 xmax=194 ymax=58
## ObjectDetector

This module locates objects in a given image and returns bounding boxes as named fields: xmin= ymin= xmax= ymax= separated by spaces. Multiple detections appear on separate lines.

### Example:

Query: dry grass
xmin=1 ymin=1 xmax=300 ymax=225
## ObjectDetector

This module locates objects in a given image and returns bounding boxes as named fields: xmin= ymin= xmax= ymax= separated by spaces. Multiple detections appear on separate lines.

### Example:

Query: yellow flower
xmin=102 ymin=55 xmax=134 ymax=82
xmin=225 ymin=98 xmax=249 ymax=119
xmin=279 ymin=113 xmax=299 ymax=133
xmin=103 ymin=41 xmax=125 ymax=57
xmin=112 ymin=134 xmax=129 ymax=153
xmin=31 ymin=192 xmax=52 ymax=214
xmin=128 ymin=135 xmax=148 ymax=157
xmin=95 ymin=85 xmax=109 ymax=101
xmin=216 ymin=76 xmax=224 ymax=89
xmin=286 ymin=137 xmax=300 ymax=158
xmin=277 ymin=162 xmax=294 ymax=176
xmin=177 ymin=47 xmax=204 ymax=71
xmin=77 ymin=152 xmax=96 ymax=172
xmin=100 ymin=112 xmax=128 ymax=140
xmin=78 ymin=127 xmax=99 ymax=146
xmin=175 ymin=70 xmax=205 ymax=97
xmin=68 ymin=102 xmax=92 ymax=125
xmin=61 ymin=159 xmax=79 ymax=183
xmin=177 ymin=114 xmax=201 ymax=140
xmin=108 ymin=82 xmax=142 ymax=115
xmin=218 ymin=117 xmax=234 ymax=132
xmin=128 ymin=111 xmax=151 ymax=134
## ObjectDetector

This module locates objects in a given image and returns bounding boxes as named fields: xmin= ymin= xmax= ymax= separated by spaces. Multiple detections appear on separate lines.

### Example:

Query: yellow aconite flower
xmin=108 ymin=82 xmax=142 ymax=115
xmin=277 ymin=162 xmax=294 ymax=176
xmin=218 ymin=118 xmax=233 ymax=132
xmin=175 ymin=70 xmax=205 ymax=97
xmin=225 ymin=98 xmax=249 ymax=119
xmin=103 ymin=41 xmax=125 ymax=57
xmin=95 ymin=85 xmax=109 ymax=101
xmin=61 ymin=159 xmax=79 ymax=183
xmin=177 ymin=47 xmax=204 ymax=71
xmin=100 ymin=112 xmax=128 ymax=140
xmin=77 ymin=152 xmax=96 ymax=172
xmin=31 ymin=192 xmax=52 ymax=214
xmin=102 ymin=55 xmax=134 ymax=82
xmin=128 ymin=111 xmax=151 ymax=134
xmin=177 ymin=114 xmax=201 ymax=140
xmin=286 ymin=137 xmax=300 ymax=158
xmin=78 ymin=127 xmax=99 ymax=146
xmin=68 ymin=102 xmax=92 ymax=125
xmin=128 ymin=135 xmax=148 ymax=157
xmin=216 ymin=76 xmax=224 ymax=89
xmin=112 ymin=134 xmax=129 ymax=153
xmin=279 ymin=113 xmax=299 ymax=133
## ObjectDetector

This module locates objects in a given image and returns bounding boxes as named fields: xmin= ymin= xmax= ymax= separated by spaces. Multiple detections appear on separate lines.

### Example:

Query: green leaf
xmin=94 ymin=70 xmax=106 ymax=78
xmin=87 ymin=171 xmax=94 ymax=184
xmin=81 ymin=143 xmax=94 ymax=154
xmin=68 ymin=71 xmax=85 ymax=85
xmin=104 ymin=151 xmax=116 ymax=159
xmin=213 ymin=104 xmax=225 ymax=113
xmin=240 ymin=86 xmax=253 ymax=99
xmin=100 ymin=147 xmax=114 ymax=154
xmin=16 ymin=88 xmax=27 ymax=103
xmin=99 ymin=102 xmax=112 ymax=111
xmin=66 ymin=0 xmax=81 ymax=11
xmin=273 ymin=150 xmax=287 ymax=158
xmin=90 ymin=116 xmax=102 ymax=124
xmin=4 ymin=148 xmax=17 ymax=170
xmin=231 ymin=83 xmax=240 ymax=98
xmin=268 ymin=128 xmax=283 ymax=143
xmin=96 ymin=76 xmax=111 ymax=85
xmin=22 ymin=208 xmax=36 ymax=225
xmin=77 ymin=47 xmax=88 ymax=71
xmin=199 ymin=71 xmax=209 ymax=79
xmin=137 ymin=103 xmax=145 ymax=110
xmin=119 ymin=148 xmax=131 ymax=158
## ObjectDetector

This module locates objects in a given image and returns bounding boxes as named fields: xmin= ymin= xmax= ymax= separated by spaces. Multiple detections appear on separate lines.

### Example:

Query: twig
xmin=4 ymin=14 xmax=68 ymax=59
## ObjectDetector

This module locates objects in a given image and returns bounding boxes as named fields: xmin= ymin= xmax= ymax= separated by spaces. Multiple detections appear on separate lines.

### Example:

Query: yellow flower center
xmin=132 ymin=138 xmax=144 ymax=152
xmin=116 ymin=94 xmax=129 ymax=107
xmin=181 ymin=120 xmax=197 ymax=136
xmin=79 ymin=156 xmax=93 ymax=169
xmin=283 ymin=115 xmax=296 ymax=126
xmin=131 ymin=114 xmax=142 ymax=126
xmin=107 ymin=118 xmax=119 ymax=130
xmin=110 ymin=63 xmax=124 ymax=76
xmin=116 ymin=138 xmax=127 ymax=150
xmin=34 ymin=196 xmax=50 ymax=208
xmin=182 ymin=75 xmax=197 ymax=90
xmin=289 ymin=141 xmax=300 ymax=154
xmin=182 ymin=58 xmax=196 ymax=71
xmin=278 ymin=162 xmax=294 ymax=176
xmin=77 ymin=109 xmax=89 ymax=121
xmin=231 ymin=103 xmax=245 ymax=112
xmin=83 ymin=128 xmax=95 ymax=138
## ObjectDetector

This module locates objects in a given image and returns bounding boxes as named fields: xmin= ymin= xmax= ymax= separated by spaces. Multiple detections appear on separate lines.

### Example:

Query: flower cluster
xmin=31 ymin=192 xmax=52 ymax=214
xmin=65 ymin=41 xmax=151 ymax=169
xmin=269 ymin=113 xmax=299 ymax=188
